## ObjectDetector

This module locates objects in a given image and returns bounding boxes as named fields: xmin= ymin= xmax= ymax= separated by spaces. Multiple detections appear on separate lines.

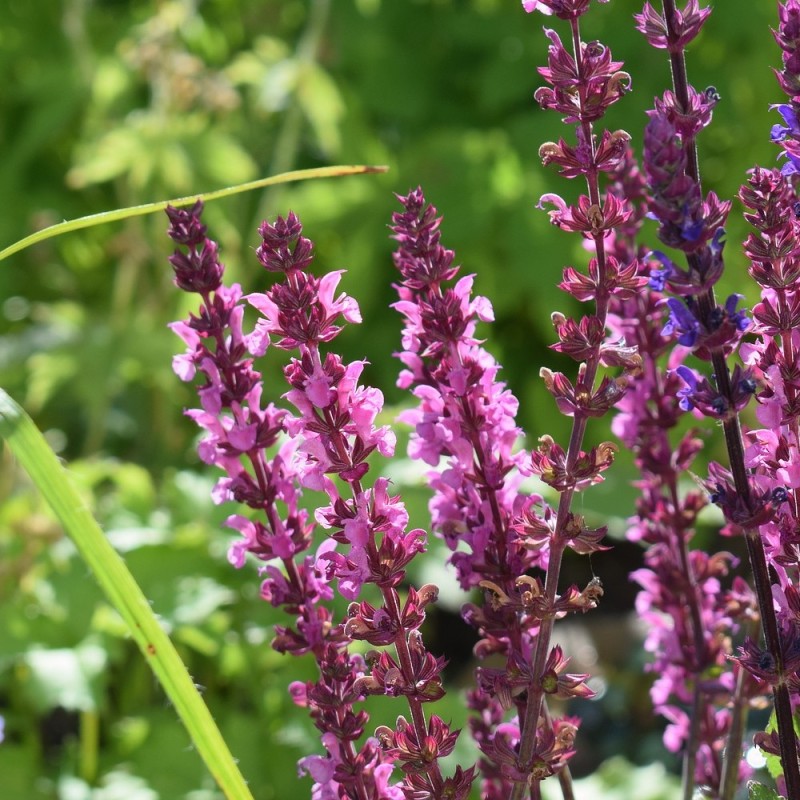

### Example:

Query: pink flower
xmin=523 ymin=0 xmax=553 ymax=13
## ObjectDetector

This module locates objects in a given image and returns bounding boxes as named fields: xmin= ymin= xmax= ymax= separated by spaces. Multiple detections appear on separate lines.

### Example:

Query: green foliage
xmin=748 ymin=781 xmax=781 ymax=800
xmin=0 ymin=391 xmax=252 ymax=799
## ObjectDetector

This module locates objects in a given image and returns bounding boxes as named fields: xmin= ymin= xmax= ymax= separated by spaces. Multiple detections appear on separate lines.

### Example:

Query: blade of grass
xmin=0 ymin=164 xmax=388 ymax=263
xmin=0 ymin=389 xmax=254 ymax=800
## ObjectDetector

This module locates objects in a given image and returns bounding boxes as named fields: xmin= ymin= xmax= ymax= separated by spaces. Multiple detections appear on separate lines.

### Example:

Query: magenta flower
xmin=521 ymin=0 xmax=607 ymax=20
xmin=168 ymin=200 xmax=475 ymax=800
xmin=392 ymin=0 xmax=638 ymax=780
xmin=633 ymin=1 xmax=800 ymax=794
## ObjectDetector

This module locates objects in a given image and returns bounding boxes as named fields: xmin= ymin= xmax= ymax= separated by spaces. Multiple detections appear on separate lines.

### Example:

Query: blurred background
xmin=0 ymin=0 xmax=783 ymax=797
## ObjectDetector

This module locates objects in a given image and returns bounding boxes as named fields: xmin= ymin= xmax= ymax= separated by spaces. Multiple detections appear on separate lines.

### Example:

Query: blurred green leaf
xmin=59 ymin=770 xmax=159 ymax=800
xmin=23 ymin=641 xmax=108 ymax=713
xmin=748 ymin=781 xmax=780 ymax=800
xmin=298 ymin=63 xmax=344 ymax=156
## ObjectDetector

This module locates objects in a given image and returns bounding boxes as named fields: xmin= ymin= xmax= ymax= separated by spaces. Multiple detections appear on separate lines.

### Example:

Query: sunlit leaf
xmin=23 ymin=641 xmax=107 ymax=713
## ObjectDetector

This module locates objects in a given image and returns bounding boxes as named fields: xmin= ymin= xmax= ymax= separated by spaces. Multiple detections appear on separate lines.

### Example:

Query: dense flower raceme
xmin=605 ymin=144 xmax=759 ymax=793
xmin=638 ymin=1 xmax=800 ymax=796
xmin=519 ymin=6 xmax=652 ymax=797
xmin=168 ymin=201 xmax=474 ymax=800
xmin=390 ymin=189 xmax=603 ymax=798
xmin=392 ymin=2 xmax=643 ymax=794
xmin=739 ymin=165 xmax=800 ymax=763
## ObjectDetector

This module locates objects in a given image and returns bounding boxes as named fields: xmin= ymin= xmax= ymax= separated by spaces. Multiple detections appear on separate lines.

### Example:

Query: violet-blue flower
xmin=663 ymin=297 xmax=700 ymax=347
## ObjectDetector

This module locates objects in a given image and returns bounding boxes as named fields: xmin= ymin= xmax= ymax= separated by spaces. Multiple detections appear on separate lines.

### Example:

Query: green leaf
xmin=0 ymin=389 xmax=253 ymax=800
xmin=23 ymin=641 xmax=108 ymax=713
xmin=298 ymin=63 xmax=344 ymax=156
xmin=748 ymin=781 xmax=781 ymax=800
xmin=67 ymin=127 xmax=147 ymax=188
xmin=192 ymin=131 xmax=257 ymax=186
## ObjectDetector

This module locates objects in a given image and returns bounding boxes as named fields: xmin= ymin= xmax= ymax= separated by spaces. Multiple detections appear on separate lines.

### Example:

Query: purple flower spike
xmin=620 ymin=3 xmax=791 ymax=793
xmin=168 ymin=201 xmax=473 ymax=800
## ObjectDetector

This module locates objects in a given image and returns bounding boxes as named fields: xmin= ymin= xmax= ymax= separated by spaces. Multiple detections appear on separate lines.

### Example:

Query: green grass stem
xmin=0 ymin=164 xmax=387 ymax=263
xmin=0 ymin=390 xmax=255 ymax=800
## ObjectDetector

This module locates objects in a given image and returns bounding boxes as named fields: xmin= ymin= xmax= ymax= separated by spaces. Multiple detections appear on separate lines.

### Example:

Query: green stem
xmin=0 ymin=164 xmax=387 ymax=264
xmin=79 ymin=709 xmax=99 ymax=784
xmin=719 ymin=624 xmax=757 ymax=800
xmin=0 ymin=389 xmax=254 ymax=800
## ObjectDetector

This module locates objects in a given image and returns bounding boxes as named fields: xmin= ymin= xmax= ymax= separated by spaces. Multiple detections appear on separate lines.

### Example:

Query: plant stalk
xmin=511 ymin=14 xmax=612 ymax=799
xmin=661 ymin=1 xmax=800 ymax=794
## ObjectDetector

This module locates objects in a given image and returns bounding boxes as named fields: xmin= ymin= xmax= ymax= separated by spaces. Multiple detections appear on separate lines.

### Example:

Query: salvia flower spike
xmin=168 ymin=201 xmax=476 ymax=800
xmin=639 ymin=1 xmax=800 ymax=796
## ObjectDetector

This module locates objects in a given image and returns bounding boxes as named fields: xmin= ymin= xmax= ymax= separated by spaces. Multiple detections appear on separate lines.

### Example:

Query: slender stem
xmin=79 ymin=709 xmax=99 ymax=785
xmin=511 ymin=539 xmax=569 ymax=800
xmin=660 ymin=1 xmax=800 ymax=794
xmin=776 ymin=289 xmax=800 ymax=523
xmin=511 ymin=15 xmax=611 ymax=800
xmin=557 ymin=766 xmax=576 ymax=800
xmin=382 ymin=586 xmax=444 ymax=797
xmin=666 ymin=477 xmax=709 ymax=800
xmin=682 ymin=686 xmax=702 ymax=800
xmin=719 ymin=621 xmax=758 ymax=800
xmin=666 ymin=483 xmax=707 ymax=675
xmin=542 ymin=702 xmax=576 ymax=800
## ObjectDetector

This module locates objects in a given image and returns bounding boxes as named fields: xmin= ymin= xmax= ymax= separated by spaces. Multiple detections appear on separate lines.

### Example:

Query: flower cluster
xmin=387 ymin=0 xmax=646 ymax=792
xmin=391 ymin=189 xmax=602 ymax=799
xmin=160 ymin=2 xmax=800 ymax=799
xmin=737 ymin=30 xmax=800 ymax=782
xmin=636 ymin=1 xmax=800 ymax=796
xmin=604 ymin=140 xmax=758 ymax=795
xmin=168 ymin=201 xmax=475 ymax=800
